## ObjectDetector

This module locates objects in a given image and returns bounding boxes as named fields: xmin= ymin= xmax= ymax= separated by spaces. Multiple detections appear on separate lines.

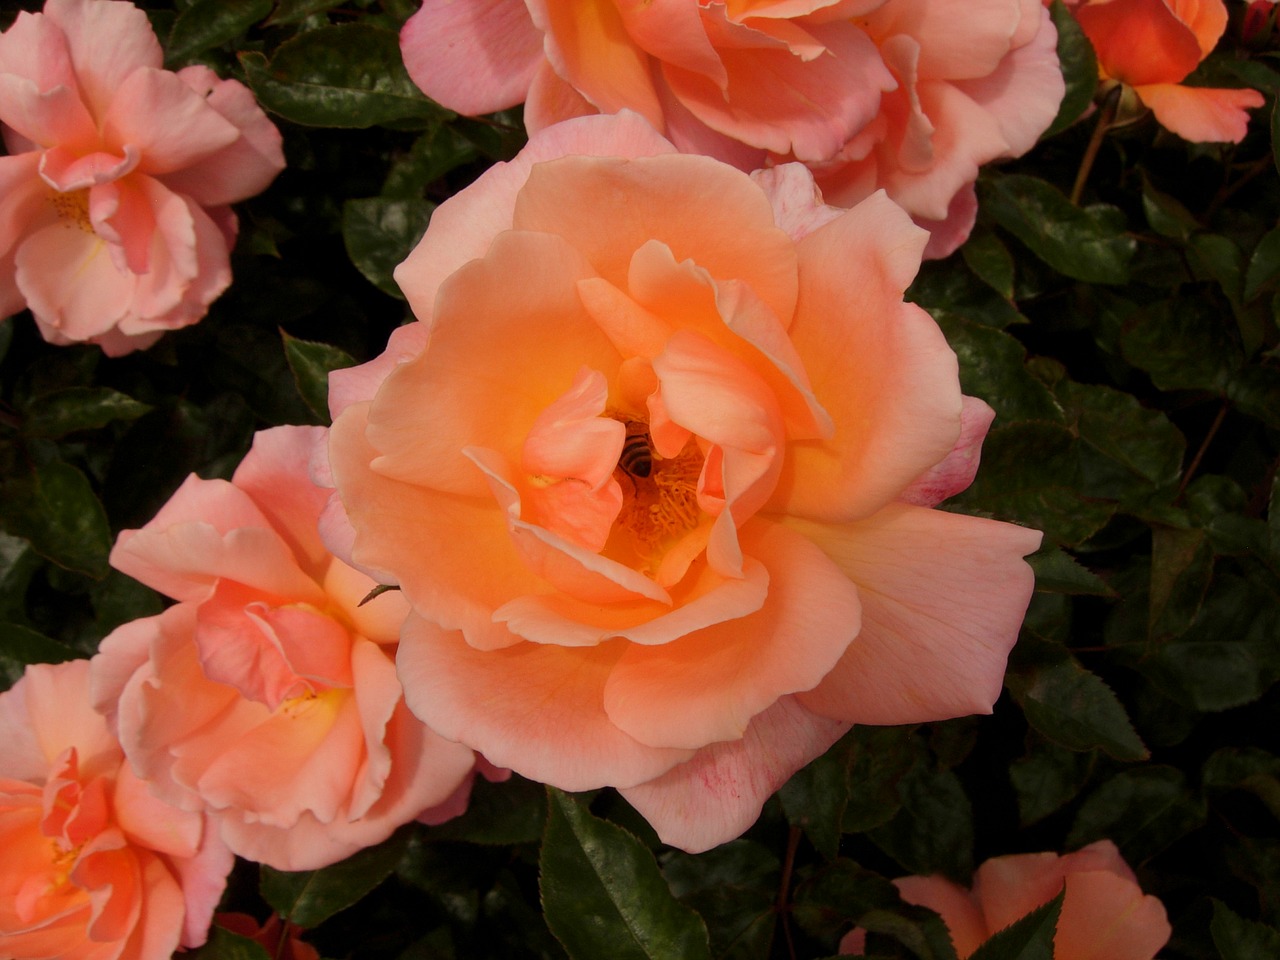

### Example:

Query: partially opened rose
xmin=0 ymin=660 xmax=232 ymax=960
xmin=0 ymin=0 xmax=284 ymax=354
xmin=91 ymin=426 xmax=479 ymax=871
xmin=398 ymin=0 xmax=1062 ymax=256
xmin=1073 ymin=0 xmax=1264 ymax=142
xmin=839 ymin=840 xmax=1172 ymax=959
xmin=323 ymin=112 xmax=1042 ymax=852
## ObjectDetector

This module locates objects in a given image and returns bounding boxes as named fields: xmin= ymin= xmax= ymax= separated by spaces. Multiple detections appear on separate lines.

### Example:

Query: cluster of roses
xmin=3 ymin=0 xmax=1253 ymax=956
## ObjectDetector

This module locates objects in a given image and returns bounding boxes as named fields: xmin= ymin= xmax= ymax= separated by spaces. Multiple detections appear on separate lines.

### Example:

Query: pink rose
xmin=398 ymin=0 xmax=1062 ymax=256
xmin=0 ymin=660 xmax=232 ymax=960
xmin=839 ymin=840 xmax=1172 ymax=959
xmin=91 ymin=426 xmax=478 ymax=871
xmin=1073 ymin=0 xmax=1264 ymax=142
xmin=322 ymin=113 xmax=1042 ymax=852
xmin=0 ymin=0 xmax=285 ymax=355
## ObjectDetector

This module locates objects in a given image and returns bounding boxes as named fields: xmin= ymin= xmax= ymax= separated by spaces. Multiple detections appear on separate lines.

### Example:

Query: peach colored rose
xmin=91 ymin=426 xmax=478 ymax=871
xmin=839 ymin=840 xmax=1172 ymax=959
xmin=809 ymin=0 xmax=1065 ymax=258
xmin=399 ymin=0 xmax=1061 ymax=257
xmin=0 ymin=0 xmax=284 ymax=355
xmin=0 ymin=660 xmax=232 ymax=960
xmin=1073 ymin=0 xmax=1264 ymax=142
xmin=322 ymin=112 xmax=1042 ymax=853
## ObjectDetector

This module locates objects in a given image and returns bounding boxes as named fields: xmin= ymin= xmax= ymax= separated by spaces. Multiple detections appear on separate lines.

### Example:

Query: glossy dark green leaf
xmin=1211 ymin=899 xmax=1280 ymax=960
xmin=1141 ymin=176 xmax=1200 ymax=240
xmin=1244 ymin=227 xmax=1280 ymax=302
xmin=260 ymin=825 xmax=412 ymax=928
xmin=1026 ymin=547 xmax=1114 ymax=596
xmin=383 ymin=126 xmax=481 ymax=198
xmin=1045 ymin=1 xmax=1098 ymax=137
xmin=1010 ymin=741 xmax=1096 ymax=826
xmin=343 ymin=196 xmax=433 ymax=298
xmin=422 ymin=772 xmax=547 ymax=845
xmin=0 ymin=531 xmax=37 ymax=626
xmin=1228 ymin=364 xmax=1280 ymax=428
xmin=281 ymin=331 xmax=357 ymax=425
xmin=1148 ymin=526 xmax=1214 ymax=640
xmin=395 ymin=834 xmax=483 ymax=927
xmin=241 ymin=25 xmax=445 ymax=128
xmin=663 ymin=841 xmax=779 ymax=960
xmin=1119 ymin=298 xmax=1242 ymax=393
xmin=858 ymin=906 xmax=962 ymax=960
xmin=0 ymin=623 xmax=79 ymax=689
xmin=979 ymin=175 xmax=1134 ymax=284
xmin=1007 ymin=637 xmax=1147 ymax=761
xmin=185 ymin=925 xmax=272 ymax=960
xmin=968 ymin=891 xmax=1063 ymax=960
xmin=265 ymin=0 xmax=348 ymax=26
xmin=20 ymin=387 xmax=151 ymax=439
xmin=780 ymin=729 xmax=856 ymax=859
xmin=791 ymin=858 xmax=905 ymax=945
xmin=90 ymin=571 xmax=165 ymax=637
xmin=933 ymin=316 xmax=1062 ymax=424
xmin=0 ymin=460 xmax=110 ymax=578
xmin=960 ymin=228 xmax=1016 ymax=299
xmin=165 ymin=0 xmax=271 ymax=66
xmin=1190 ymin=233 xmax=1246 ymax=307
xmin=541 ymin=789 xmax=711 ymax=960
xmin=842 ymin=726 xmax=921 ymax=833
xmin=1068 ymin=766 xmax=1207 ymax=863
xmin=1203 ymin=748 xmax=1280 ymax=820
xmin=869 ymin=762 xmax=973 ymax=880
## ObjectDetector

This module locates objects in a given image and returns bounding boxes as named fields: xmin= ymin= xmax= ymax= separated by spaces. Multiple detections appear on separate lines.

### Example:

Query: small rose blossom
xmin=399 ymin=0 xmax=1061 ymax=257
xmin=322 ymin=112 xmax=1042 ymax=853
xmin=0 ymin=0 xmax=284 ymax=355
xmin=91 ymin=425 xmax=478 ymax=871
xmin=839 ymin=840 xmax=1171 ymax=959
xmin=1072 ymin=0 xmax=1264 ymax=142
xmin=0 ymin=660 xmax=232 ymax=960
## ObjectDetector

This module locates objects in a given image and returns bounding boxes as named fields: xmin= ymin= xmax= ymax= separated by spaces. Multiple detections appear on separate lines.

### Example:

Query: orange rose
xmin=839 ymin=841 xmax=1172 ymax=959
xmin=1074 ymin=0 xmax=1264 ymax=142
xmin=323 ymin=113 xmax=1042 ymax=852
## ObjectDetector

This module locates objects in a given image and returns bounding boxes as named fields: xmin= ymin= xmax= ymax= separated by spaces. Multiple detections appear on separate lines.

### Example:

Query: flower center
xmin=51 ymin=189 xmax=92 ymax=232
xmin=609 ymin=417 xmax=705 ymax=573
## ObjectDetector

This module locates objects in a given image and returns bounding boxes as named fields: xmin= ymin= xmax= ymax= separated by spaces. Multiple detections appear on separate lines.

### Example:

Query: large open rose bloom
xmin=0 ymin=0 xmax=284 ymax=354
xmin=399 ymin=0 xmax=1062 ymax=257
xmin=1073 ymin=0 xmax=1264 ymax=143
xmin=0 ymin=660 xmax=232 ymax=960
xmin=839 ymin=841 xmax=1172 ymax=959
xmin=323 ymin=112 xmax=1042 ymax=852
xmin=90 ymin=426 xmax=479 ymax=871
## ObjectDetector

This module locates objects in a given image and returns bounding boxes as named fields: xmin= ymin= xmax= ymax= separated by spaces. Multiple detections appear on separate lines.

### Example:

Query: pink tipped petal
xmin=230 ymin=426 xmax=332 ymax=572
xmin=897 ymin=396 xmax=995 ymax=507
xmin=522 ymin=367 xmax=622 ymax=488
xmin=45 ymin=0 xmax=163 ymax=121
xmin=790 ymin=503 xmax=1041 ymax=725
xmin=1136 ymin=83 xmax=1265 ymax=144
xmin=916 ymin=184 xmax=980 ymax=260
xmin=40 ymin=145 xmax=139 ymax=192
xmin=605 ymin=522 xmax=860 ymax=749
xmin=619 ymin=695 xmax=850 ymax=852
xmin=773 ymin=193 xmax=963 ymax=522
xmin=328 ymin=321 xmax=429 ymax=420
xmin=103 ymin=68 xmax=241 ymax=175
xmin=400 ymin=0 xmax=543 ymax=114
xmin=397 ymin=618 xmax=694 ymax=790
xmin=894 ymin=875 xmax=989 ymax=958
xmin=750 ymin=163 xmax=846 ymax=242
xmin=0 ymin=75 xmax=96 ymax=151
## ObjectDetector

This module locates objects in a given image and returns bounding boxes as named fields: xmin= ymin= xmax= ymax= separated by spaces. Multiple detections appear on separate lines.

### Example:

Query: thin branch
xmin=777 ymin=826 xmax=802 ymax=960
xmin=1177 ymin=401 xmax=1229 ymax=499
xmin=1071 ymin=87 xmax=1121 ymax=206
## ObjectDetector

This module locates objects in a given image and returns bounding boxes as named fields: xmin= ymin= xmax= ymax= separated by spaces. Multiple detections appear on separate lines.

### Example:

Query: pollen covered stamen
xmin=50 ymin=189 xmax=92 ymax=232
xmin=611 ymin=421 xmax=705 ymax=572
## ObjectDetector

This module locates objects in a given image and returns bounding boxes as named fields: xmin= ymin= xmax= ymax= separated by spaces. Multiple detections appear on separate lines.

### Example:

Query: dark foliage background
xmin=1 ymin=1 xmax=1278 ymax=958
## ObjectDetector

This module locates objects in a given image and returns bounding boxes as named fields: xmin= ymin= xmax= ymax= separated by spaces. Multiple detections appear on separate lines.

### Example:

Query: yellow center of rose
xmin=610 ymin=420 xmax=704 ymax=572
xmin=51 ymin=190 xmax=92 ymax=232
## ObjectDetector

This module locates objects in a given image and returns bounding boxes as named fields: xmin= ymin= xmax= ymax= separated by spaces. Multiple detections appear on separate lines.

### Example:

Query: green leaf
xmin=165 ymin=0 xmax=271 ymax=66
xmin=780 ymin=729 xmax=856 ymax=859
xmin=20 ymin=387 xmax=151 ymax=439
xmin=1203 ymin=748 xmax=1280 ymax=821
xmin=260 ymin=825 xmax=413 ymax=928
xmin=968 ymin=891 xmax=1063 ymax=960
xmin=1244 ymin=226 xmax=1280 ymax=302
xmin=1189 ymin=233 xmax=1246 ymax=307
xmin=281 ymin=332 xmax=357 ymax=425
xmin=857 ymin=906 xmax=962 ymax=960
xmin=869 ymin=761 xmax=973 ymax=880
xmin=791 ymin=858 xmax=903 ymax=945
xmin=1210 ymin=899 xmax=1280 ymax=960
xmin=422 ymin=772 xmax=547 ymax=846
xmin=979 ymin=175 xmax=1134 ymax=284
xmin=0 ymin=460 xmax=111 ymax=578
xmin=1142 ymin=176 xmax=1200 ymax=241
xmin=663 ymin=841 xmax=779 ymax=960
xmin=1026 ymin=547 xmax=1114 ymax=596
xmin=1148 ymin=526 xmax=1214 ymax=640
xmin=1045 ymin=1 xmax=1098 ymax=136
xmin=0 ymin=623 xmax=79 ymax=690
xmin=1006 ymin=637 xmax=1148 ymax=761
xmin=842 ymin=726 xmax=922 ymax=833
xmin=933 ymin=316 xmax=1062 ymax=424
xmin=1273 ymin=97 xmax=1280 ymax=178
xmin=541 ymin=789 xmax=711 ymax=960
xmin=265 ymin=0 xmax=349 ymax=26
xmin=382 ymin=126 xmax=481 ymax=199
xmin=184 ymin=925 xmax=272 ymax=960
xmin=1068 ymin=766 xmax=1207 ymax=863
xmin=1010 ymin=741 xmax=1096 ymax=826
xmin=241 ymin=25 xmax=445 ymax=128
xmin=1270 ymin=472 xmax=1280 ymax=567
xmin=342 ymin=196 xmax=433 ymax=298
xmin=1119 ymin=298 xmax=1242 ymax=393
xmin=960 ymin=228 xmax=1016 ymax=299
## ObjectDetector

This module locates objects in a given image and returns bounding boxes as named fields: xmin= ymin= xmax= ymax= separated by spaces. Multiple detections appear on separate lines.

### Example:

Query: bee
xmin=618 ymin=419 xmax=654 ymax=479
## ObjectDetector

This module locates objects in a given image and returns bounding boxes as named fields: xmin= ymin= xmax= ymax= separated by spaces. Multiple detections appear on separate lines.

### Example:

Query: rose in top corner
xmin=323 ymin=112 xmax=1042 ymax=853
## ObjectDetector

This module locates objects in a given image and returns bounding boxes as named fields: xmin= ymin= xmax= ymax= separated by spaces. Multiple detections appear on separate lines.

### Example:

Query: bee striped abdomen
xmin=619 ymin=423 xmax=653 ymax=478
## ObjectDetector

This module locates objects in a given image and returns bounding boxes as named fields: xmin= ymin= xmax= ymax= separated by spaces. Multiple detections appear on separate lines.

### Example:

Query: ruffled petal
xmin=1136 ymin=82 xmax=1265 ymax=144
